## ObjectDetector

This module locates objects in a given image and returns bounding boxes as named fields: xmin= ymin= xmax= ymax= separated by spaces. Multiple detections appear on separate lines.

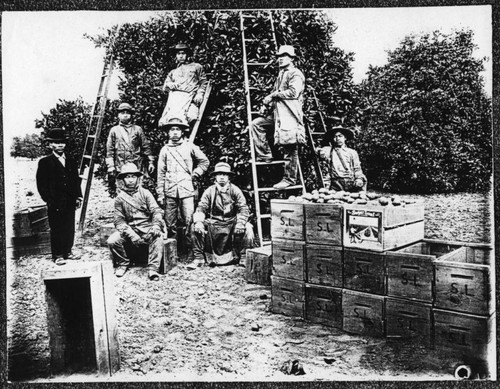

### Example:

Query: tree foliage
xmin=10 ymin=133 xmax=44 ymax=159
xmin=358 ymin=30 xmax=492 ymax=193
xmin=88 ymin=10 xmax=360 ymax=196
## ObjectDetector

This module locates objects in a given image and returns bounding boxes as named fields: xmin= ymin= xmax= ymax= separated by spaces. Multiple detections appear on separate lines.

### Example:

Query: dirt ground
xmin=5 ymin=158 xmax=495 ymax=382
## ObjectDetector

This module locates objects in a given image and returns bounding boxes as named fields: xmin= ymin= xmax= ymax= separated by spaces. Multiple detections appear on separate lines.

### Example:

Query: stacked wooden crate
xmin=268 ymin=198 xmax=495 ymax=369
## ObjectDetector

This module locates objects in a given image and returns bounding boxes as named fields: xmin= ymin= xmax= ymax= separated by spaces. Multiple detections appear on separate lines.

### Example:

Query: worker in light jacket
xmin=248 ymin=45 xmax=306 ymax=190
xmin=159 ymin=43 xmax=208 ymax=127
xmin=156 ymin=117 xmax=209 ymax=260
xmin=36 ymin=128 xmax=83 ymax=265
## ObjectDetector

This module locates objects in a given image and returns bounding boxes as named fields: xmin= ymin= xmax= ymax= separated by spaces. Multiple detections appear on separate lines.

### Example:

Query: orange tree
xmin=87 ymin=10 xmax=361 ymax=199
xmin=357 ymin=30 xmax=492 ymax=193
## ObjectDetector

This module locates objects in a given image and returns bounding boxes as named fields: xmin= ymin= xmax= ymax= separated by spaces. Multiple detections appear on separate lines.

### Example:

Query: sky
xmin=2 ymin=6 xmax=493 ymax=153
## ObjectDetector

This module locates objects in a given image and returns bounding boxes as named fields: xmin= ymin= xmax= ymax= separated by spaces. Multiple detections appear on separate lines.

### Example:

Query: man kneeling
xmin=107 ymin=163 xmax=164 ymax=281
xmin=191 ymin=162 xmax=252 ymax=268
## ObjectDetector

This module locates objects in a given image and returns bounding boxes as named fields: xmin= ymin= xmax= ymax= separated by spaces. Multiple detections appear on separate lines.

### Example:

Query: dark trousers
xmin=47 ymin=205 xmax=76 ymax=259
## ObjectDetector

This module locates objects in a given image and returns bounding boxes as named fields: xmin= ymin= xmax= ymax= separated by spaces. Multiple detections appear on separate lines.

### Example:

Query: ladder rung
xmin=258 ymin=185 xmax=303 ymax=192
xmin=255 ymin=160 xmax=285 ymax=166
xmin=87 ymin=134 xmax=96 ymax=138
xmin=247 ymin=62 xmax=272 ymax=66
xmin=259 ymin=214 xmax=271 ymax=219
xmin=311 ymin=132 xmax=327 ymax=136
xmin=79 ymin=174 xmax=88 ymax=179
xmin=82 ymin=154 xmax=92 ymax=159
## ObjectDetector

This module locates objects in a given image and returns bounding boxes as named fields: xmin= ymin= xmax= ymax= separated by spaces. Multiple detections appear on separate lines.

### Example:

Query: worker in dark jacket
xmin=107 ymin=163 xmax=165 ymax=281
xmin=191 ymin=162 xmax=252 ymax=268
xmin=36 ymin=128 xmax=82 ymax=265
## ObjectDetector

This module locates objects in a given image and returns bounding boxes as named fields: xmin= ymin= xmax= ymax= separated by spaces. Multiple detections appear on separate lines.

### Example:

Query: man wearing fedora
xmin=159 ymin=43 xmax=208 ymax=127
xmin=36 ymin=128 xmax=83 ymax=265
xmin=191 ymin=161 xmax=251 ymax=267
xmin=107 ymin=162 xmax=164 ymax=281
xmin=156 ymin=117 xmax=209 ymax=257
xmin=248 ymin=44 xmax=306 ymax=190
xmin=106 ymin=102 xmax=155 ymax=192
xmin=318 ymin=125 xmax=367 ymax=192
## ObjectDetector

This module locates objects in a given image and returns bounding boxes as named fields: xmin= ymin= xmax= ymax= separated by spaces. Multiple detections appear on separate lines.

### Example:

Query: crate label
xmin=346 ymin=210 xmax=382 ymax=244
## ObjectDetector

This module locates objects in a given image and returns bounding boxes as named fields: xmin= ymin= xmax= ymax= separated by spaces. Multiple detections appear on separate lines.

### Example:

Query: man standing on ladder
xmin=248 ymin=45 xmax=306 ymax=189
xmin=159 ymin=43 xmax=208 ymax=128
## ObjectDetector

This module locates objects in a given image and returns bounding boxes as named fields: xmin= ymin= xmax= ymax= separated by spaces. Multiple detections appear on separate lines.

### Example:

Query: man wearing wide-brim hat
xmin=106 ymin=102 xmax=155 ymax=193
xmin=36 ymin=128 xmax=83 ymax=265
xmin=107 ymin=162 xmax=165 ymax=281
xmin=191 ymin=161 xmax=252 ymax=268
xmin=247 ymin=44 xmax=306 ymax=190
xmin=318 ymin=124 xmax=367 ymax=192
xmin=159 ymin=42 xmax=208 ymax=127
xmin=156 ymin=117 xmax=209 ymax=258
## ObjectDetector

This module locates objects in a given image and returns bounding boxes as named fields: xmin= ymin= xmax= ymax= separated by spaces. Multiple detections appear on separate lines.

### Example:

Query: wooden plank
xmin=44 ymin=281 xmax=66 ymax=373
xmin=344 ymin=249 xmax=386 ymax=295
xmin=342 ymin=290 xmax=385 ymax=337
xmin=433 ymin=308 xmax=494 ymax=362
xmin=304 ymin=203 xmax=342 ymax=245
xmin=272 ymin=239 xmax=305 ymax=281
xmin=385 ymin=297 xmax=432 ymax=346
xmin=305 ymin=284 xmax=342 ymax=328
xmin=270 ymin=200 xmax=304 ymax=241
xmin=382 ymin=221 xmax=425 ymax=251
xmin=9 ymin=231 xmax=51 ymax=258
xmin=305 ymin=244 xmax=343 ymax=287
xmin=90 ymin=263 xmax=110 ymax=375
xmin=100 ymin=261 xmax=120 ymax=374
xmin=245 ymin=245 xmax=272 ymax=285
xmin=271 ymin=276 xmax=305 ymax=318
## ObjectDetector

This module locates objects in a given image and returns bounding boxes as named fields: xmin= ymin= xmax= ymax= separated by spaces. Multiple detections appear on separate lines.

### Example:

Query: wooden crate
xmin=245 ymin=245 xmax=272 ymax=286
xmin=305 ymin=244 xmax=343 ymax=287
xmin=42 ymin=261 xmax=120 ymax=376
xmin=344 ymin=248 xmax=386 ymax=295
xmin=271 ymin=276 xmax=305 ymax=318
xmin=9 ymin=231 xmax=51 ymax=259
xmin=304 ymin=203 xmax=342 ymax=245
xmin=343 ymin=203 xmax=424 ymax=251
xmin=434 ymin=243 xmax=493 ymax=316
xmin=12 ymin=205 xmax=49 ymax=238
xmin=271 ymin=199 xmax=304 ymax=240
xmin=386 ymin=239 xmax=463 ymax=302
xmin=433 ymin=308 xmax=495 ymax=362
xmin=342 ymin=290 xmax=385 ymax=337
xmin=160 ymin=237 xmax=178 ymax=274
xmin=99 ymin=222 xmax=115 ymax=247
xmin=305 ymin=284 xmax=342 ymax=328
xmin=385 ymin=297 xmax=432 ymax=346
xmin=272 ymin=239 xmax=305 ymax=281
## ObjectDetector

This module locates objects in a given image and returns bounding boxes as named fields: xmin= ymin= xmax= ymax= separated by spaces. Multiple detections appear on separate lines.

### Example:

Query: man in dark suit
xmin=36 ymin=128 xmax=83 ymax=265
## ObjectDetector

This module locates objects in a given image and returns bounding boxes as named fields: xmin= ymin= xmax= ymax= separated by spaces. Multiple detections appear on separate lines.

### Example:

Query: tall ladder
xmin=77 ymin=36 xmax=118 ymax=231
xmin=188 ymin=81 xmax=213 ymax=143
xmin=240 ymin=10 xmax=307 ymax=246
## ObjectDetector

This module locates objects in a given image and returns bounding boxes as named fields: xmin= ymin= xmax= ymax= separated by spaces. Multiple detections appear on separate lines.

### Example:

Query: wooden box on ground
xmin=305 ymin=284 xmax=342 ymax=328
xmin=342 ymin=290 xmax=385 ymax=337
xmin=245 ymin=245 xmax=272 ymax=285
xmin=343 ymin=203 xmax=424 ymax=251
xmin=9 ymin=231 xmax=51 ymax=259
xmin=304 ymin=203 xmax=342 ymax=245
xmin=42 ymin=261 xmax=120 ymax=376
xmin=433 ymin=308 xmax=495 ymax=363
xmin=385 ymin=297 xmax=432 ymax=346
xmin=99 ymin=222 xmax=115 ymax=247
xmin=386 ymin=239 xmax=463 ymax=302
xmin=306 ymin=244 xmax=343 ymax=287
xmin=344 ymin=249 xmax=386 ymax=295
xmin=271 ymin=199 xmax=304 ymax=241
xmin=12 ymin=205 xmax=49 ymax=238
xmin=434 ymin=241 xmax=494 ymax=316
xmin=160 ymin=237 xmax=177 ymax=274
xmin=271 ymin=275 xmax=305 ymax=318
xmin=272 ymin=239 xmax=305 ymax=281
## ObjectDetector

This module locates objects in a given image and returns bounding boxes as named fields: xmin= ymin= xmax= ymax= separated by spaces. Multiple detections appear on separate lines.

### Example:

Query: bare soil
xmin=5 ymin=158 xmax=494 ymax=382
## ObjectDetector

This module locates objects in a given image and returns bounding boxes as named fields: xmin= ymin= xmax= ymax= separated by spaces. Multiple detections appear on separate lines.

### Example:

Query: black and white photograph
xmin=3 ymin=4 xmax=496 ymax=383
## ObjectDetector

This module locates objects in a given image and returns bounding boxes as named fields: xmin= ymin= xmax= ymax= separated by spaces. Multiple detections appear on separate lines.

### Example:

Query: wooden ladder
xmin=240 ymin=10 xmax=309 ymax=247
xmin=77 ymin=32 xmax=118 ymax=231
xmin=188 ymin=80 xmax=213 ymax=143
